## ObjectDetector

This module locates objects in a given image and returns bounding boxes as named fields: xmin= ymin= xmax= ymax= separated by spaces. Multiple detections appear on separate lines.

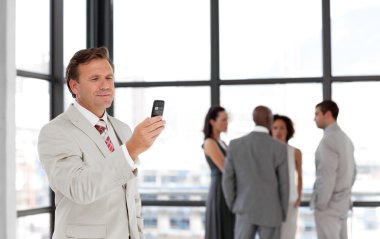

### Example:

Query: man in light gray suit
xmin=311 ymin=100 xmax=356 ymax=239
xmin=222 ymin=106 xmax=289 ymax=239
xmin=38 ymin=47 xmax=165 ymax=239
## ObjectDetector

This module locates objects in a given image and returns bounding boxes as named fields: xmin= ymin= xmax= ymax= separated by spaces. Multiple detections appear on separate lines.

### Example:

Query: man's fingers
xmin=150 ymin=124 xmax=165 ymax=137
xmin=145 ymin=120 xmax=166 ymax=133
xmin=146 ymin=116 xmax=163 ymax=124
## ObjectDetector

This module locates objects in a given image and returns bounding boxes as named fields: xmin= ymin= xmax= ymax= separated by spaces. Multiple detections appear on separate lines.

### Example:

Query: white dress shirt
xmin=73 ymin=101 xmax=137 ymax=170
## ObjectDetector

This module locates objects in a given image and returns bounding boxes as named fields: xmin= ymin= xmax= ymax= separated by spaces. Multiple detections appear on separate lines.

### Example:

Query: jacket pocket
xmin=66 ymin=224 xmax=106 ymax=238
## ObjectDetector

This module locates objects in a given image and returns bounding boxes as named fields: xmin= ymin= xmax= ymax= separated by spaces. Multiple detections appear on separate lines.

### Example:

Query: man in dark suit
xmin=222 ymin=105 xmax=289 ymax=239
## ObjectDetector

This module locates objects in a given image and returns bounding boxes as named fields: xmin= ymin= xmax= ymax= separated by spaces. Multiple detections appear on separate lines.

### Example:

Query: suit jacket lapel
xmin=65 ymin=104 xmax=111 ymax=157
xmin=108 ymin=116 xmax=128 ymax=145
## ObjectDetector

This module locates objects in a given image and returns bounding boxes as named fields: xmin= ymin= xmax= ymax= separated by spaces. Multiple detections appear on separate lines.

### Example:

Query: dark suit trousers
xmin=235 ymin=215 xmax=281 ymax=239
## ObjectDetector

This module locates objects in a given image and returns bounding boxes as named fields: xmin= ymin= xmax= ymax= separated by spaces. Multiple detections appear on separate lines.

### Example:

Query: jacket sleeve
xmin=125 ymin=177 xmax=144 ymax=239
xmin=277 ymin=143 xmax=289 ymax=221
xmin=313 ymin=137 xmax=338 ymax=211
xmin=222 ymin=143 xmax=236 ymax=210
xmin=38 ymin=123 xmax=137 ymax=205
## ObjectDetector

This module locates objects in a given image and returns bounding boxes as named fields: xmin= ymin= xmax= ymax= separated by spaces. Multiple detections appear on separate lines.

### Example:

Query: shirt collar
xmin=253 ymin=125 xmax=269 ymax=134
xmin=73 ymin=101 xmax=108 ymax=126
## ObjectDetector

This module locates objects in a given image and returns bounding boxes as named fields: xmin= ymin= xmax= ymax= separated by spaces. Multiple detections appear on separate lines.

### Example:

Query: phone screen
xmin=151 ymin=100 xmax=165 ymax=117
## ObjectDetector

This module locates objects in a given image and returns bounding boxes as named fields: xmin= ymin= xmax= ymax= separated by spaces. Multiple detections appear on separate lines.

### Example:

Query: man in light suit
xmin=38 ymin=47 xmax=165 ymax=239
xmin=222 ymin=105 xmax=289 ymax=239
xmin=311 ymin=100 xmax=356 ymax=239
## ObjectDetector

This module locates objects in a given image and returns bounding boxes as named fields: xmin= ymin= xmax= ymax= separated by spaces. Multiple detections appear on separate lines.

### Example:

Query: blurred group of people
xmin=202 ymin=100 xmax=356 ymax=239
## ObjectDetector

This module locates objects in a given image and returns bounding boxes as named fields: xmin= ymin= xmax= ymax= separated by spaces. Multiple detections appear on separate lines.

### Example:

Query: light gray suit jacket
xmin=222 ymin=130 xmax=289 ymax=227
xmin=38 ymin=105 xmax=144 ymax=239
xmin=311 ymin=123 xmax=356 ymax=217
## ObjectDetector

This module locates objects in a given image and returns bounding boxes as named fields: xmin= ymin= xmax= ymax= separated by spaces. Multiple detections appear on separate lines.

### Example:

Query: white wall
xmin=0 ymin=0 xmax=16 ymax=238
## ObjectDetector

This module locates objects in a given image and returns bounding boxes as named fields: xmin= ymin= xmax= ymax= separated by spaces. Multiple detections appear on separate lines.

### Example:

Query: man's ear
xmin=325 ymin=110 xmax=333 ymax=119
xmin=69 ymin=79 xmax=78 ymax=95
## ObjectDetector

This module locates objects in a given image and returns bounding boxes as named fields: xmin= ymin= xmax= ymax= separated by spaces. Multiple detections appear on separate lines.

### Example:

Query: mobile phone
xmin=151 ymin=100 xmax=165 ymax=117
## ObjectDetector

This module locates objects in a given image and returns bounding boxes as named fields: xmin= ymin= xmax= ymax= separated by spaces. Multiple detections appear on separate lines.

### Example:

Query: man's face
xmin=70 ymin=58 xmax=114 ymax=117
xmin=314 ymin=107 xmax=327 ymax=129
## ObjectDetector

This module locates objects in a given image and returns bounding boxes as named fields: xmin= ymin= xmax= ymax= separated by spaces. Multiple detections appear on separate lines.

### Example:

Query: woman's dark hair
xmin=65 ymin=47 xmax=114 ymax=98
xmin=272 ymin=114 xmax=295 ymax=142
xmin=202 ymin=106 xmax=225 ymax=140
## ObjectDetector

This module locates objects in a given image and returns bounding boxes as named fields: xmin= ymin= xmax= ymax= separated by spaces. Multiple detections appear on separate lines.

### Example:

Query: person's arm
xmin=294 ymin=148 xmax=303 ymax=207
xmin=314 ymin=137 xmax=338 ymax=211
xmin=351 ymin=140 xmax=357 ymax=187
xmin=126 ymin=177 xmax=144 ymax=237
xmin=203 ymin=138 xmax=225 ymax=172
xmin=126 ymin=116 xmax=165 ymax=160
xmin=38 ymin=123 xmax=134 ymax=205
xmin=277 ymin=144 xmax=289 ymax=221
xmin=222 ymin=143 xmax=236 ymax=210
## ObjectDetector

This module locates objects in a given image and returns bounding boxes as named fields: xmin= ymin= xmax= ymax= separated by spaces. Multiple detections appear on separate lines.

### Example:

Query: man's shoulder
xmin=324 ymin=124 xmax=348 ymax=141
xmin=324 ymin=125 xmax=354 ymax=150
xmin=231 ymin=131 xmax=255 ymax=141
xmin=42 ymin=110 xmax=68 ymax=127
xmin=229 ymin=133 xmax=249 ymax=147
xmin=251 ymin=131 xmax=284 ymax=145
xmin=39 ymin=111 xmax=72 ymax=137
xmin=230 ymin=131 xmax=274 ymax=144
xmin=266 ymin=137 xmax=287 ymax=154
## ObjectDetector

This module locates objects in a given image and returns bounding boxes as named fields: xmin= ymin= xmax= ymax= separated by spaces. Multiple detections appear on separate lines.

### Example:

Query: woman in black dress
xmin=202 ymin=106 xmax=235 ymax=239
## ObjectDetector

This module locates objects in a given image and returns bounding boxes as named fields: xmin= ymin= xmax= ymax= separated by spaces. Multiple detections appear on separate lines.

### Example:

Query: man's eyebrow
xmin=87 ymin=73 xmax=114 ymax=78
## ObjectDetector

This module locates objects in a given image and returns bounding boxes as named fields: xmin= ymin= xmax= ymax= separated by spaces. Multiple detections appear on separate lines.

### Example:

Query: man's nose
xmin=100 ymin=78 xmax=111 ymax=89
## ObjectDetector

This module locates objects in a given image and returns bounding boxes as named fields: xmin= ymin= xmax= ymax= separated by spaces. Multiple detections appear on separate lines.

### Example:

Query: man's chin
xmin=98 ymin=101 xmax=113 ymax=109
xmin=104 ymin=103 xmax=113 ymax=109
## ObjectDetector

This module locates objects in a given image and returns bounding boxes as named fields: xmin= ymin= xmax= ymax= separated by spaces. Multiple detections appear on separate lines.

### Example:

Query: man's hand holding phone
xmin=126 ymin=100 xmax=166 ymax=160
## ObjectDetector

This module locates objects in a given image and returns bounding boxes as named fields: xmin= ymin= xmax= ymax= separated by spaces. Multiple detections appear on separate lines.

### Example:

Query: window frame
xmin=15 ymin=0 xmax=380 ymax=238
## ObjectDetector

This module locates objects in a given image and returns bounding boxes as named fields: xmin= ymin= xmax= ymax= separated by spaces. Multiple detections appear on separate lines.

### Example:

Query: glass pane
xmin=63 ymin=0 xmax=87 ymax=110
xmin=351 ymin=207 xmax=380 ymax=237
xmin=64 ymin=0 xmax=86 ymax=70
xmin=220 ymin=84 xmax=323 ymax=192
xmin=331 ymin=0 xmax=380 ymax=76
xmin=17 ymin=213 xmax=50 ymax=239
xmin=332 ymin=82 xmax=380 ymax=199
xmin=113 ymin=0 xmax=210 ymax=82
xmin=114 ymin=87 xmax=210 ymax=200
xmin=297 ymin=207 xmax=316 ymax=239
xmin=140 ymin=206 xmax=379 ymax=238
xmin=16 ymin=0 xmax=50 ymax=74
xmin=142 ymin=206 xmax=205 ymax=239
xmin=219 ymin=0 xmax=322 ymax=79
xmin=296 ymin=208 xmax=356 ymax=239
xmin=64 ymin=85 xmax=74 ymax=111
xmin=16 ymin=77 xmax=51 ymax=210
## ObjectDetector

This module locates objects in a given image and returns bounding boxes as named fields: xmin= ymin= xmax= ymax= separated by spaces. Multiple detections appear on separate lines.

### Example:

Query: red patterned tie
xmin=95 ymin=119 xmax=115 ymax=152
